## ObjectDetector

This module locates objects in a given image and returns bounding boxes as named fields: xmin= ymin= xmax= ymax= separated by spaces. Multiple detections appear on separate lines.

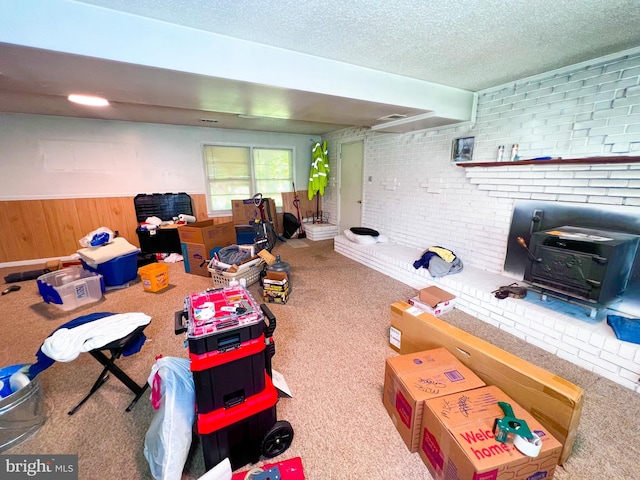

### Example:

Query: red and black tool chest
xmin=198 ymin=373 xmax=280 ymax=470
xmin=175 ymin=285 xmax=292 ymax=471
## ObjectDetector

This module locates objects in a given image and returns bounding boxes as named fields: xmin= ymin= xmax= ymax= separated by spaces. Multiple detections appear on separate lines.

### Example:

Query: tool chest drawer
xmin=192 ymin=344 xmax=268 ymax=413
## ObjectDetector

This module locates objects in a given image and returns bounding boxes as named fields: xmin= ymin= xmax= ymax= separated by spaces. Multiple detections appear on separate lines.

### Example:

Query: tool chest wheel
xmin=261 ymin=420 xmax=294 ymax=458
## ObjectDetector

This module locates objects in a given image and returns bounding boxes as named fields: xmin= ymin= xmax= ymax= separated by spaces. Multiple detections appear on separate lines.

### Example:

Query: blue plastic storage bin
xmin=81 ymin=251 xmax=139 ymax=287
xmin=235 ymin=225 xmax=256 ymax=245
xmin=37 ymin=266 xmax=105 ymax=311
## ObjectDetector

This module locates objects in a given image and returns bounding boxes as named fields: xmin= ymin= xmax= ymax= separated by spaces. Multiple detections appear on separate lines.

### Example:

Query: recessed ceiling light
xmin=68 ymin=94 xmax=109 ymax=107
xmin=238 ymin=114 xmax=261 ymax=119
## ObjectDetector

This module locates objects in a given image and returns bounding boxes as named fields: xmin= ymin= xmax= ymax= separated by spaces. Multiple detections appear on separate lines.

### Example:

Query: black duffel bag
xmin=282 ymin=212 xmax=300 ymax=239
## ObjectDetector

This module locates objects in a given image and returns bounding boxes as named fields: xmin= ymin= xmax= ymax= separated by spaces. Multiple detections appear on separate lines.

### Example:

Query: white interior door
xmin=339 ymin=140 xmax=364 ymax=232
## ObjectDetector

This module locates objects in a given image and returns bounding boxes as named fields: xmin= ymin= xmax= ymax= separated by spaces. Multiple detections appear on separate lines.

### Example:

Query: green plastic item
xmin=493 ymin=401 xmax=534 ymax=443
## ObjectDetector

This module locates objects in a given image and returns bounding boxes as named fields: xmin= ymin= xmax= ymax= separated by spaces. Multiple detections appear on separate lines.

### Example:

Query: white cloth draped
xmin=41 ymin=312 xmax=151 ymax=362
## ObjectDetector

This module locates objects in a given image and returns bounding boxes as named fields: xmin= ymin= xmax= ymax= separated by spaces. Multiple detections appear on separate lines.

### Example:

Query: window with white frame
xmin=203 ymin=145 xmax=294 ymax=213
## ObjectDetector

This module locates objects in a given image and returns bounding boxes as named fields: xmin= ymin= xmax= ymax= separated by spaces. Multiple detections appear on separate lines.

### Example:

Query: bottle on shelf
xmin=510 ymin=144 xmax=519 ymax=161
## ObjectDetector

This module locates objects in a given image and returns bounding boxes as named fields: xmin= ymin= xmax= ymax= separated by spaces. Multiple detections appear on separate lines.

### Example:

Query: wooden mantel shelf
xmin=457 ymin=155 xmax=640 ymax=168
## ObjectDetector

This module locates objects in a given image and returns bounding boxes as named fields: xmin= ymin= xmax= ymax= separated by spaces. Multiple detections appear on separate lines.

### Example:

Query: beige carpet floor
xmin=1 ymin=239 xmax=638 ymax=479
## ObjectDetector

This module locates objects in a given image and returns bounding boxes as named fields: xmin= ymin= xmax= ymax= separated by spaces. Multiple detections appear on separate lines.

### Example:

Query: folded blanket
xmin=77 ymin=237 xmax=140 ymax=266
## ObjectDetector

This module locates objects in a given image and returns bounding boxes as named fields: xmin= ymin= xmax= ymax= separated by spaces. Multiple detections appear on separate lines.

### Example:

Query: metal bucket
xmin=0 ymin=364 xmax=47 ymax=452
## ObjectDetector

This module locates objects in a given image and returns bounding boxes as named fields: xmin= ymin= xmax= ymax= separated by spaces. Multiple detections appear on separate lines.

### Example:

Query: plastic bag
xmin=607 ymin=315 xmax=640 ymax=344
xmin=144 ymin=357 xmax=196 ymax=480
xmin=78 ymin=227 xmax=114 ymax=248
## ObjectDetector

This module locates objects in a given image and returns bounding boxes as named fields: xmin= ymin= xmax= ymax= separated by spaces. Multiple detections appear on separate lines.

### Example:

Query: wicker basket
xmin=208 ymin=259 xmax=264 ymax=288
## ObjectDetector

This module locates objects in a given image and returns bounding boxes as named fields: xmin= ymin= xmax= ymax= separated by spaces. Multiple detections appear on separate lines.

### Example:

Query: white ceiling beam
xmin=0 ymin=0 xmax=475 ymax=122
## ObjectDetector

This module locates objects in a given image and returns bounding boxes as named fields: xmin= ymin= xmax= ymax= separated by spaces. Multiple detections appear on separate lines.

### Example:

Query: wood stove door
xmin=530 ymin=246 xmax=606 ymax=301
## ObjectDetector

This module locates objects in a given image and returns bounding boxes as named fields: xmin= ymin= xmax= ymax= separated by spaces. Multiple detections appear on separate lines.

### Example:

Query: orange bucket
xmin=138 ymin=263 xmax=169 ymax=292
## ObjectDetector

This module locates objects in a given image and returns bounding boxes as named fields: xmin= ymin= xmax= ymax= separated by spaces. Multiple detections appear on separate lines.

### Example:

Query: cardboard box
xmin=389 ymin=302 xmax=583 ymax=464
xmin=419 ymin=385 xmax=562 ymax=480
xmin=178 ymin=221 xmax=236 ymax=251
xmin=262 ymin=270 xmax=290 ymax=303
xmin=263 ymin=288 xmax=290 ymax=304
xmin=232 ymin=198 xmax=280 ymax=233
xmin=263 ymin=271 xmax=289 ymax=292
xmin=180 ymin=242 xmax=211 ymax=277
xmin=383 ymin=348 xmax=485 ymax=452
xmin=45 ymin=259 xmax=82 ymax=271
xmin=408 ymin=296 xmax=453 ymax=316
xmin=410 ymin=286 xmax=456 ymax=316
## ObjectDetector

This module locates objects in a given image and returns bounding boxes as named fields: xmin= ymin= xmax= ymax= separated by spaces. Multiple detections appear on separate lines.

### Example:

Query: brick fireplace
xmin=329 ymin=150 xmax=640 ymax=394
xmin=327 ymin=51 xmax=640 ymax=392
xmin=448 ymin=158 xmax=640 ymax=392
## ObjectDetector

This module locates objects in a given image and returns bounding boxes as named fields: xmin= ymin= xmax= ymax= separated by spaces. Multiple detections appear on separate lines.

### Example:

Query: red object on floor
xmin=231 ymin=457 xmax=305 ymax=480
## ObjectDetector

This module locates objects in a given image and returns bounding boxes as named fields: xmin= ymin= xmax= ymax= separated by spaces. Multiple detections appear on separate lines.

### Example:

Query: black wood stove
xmin=522 ymin=226 xmax=640 ymax=305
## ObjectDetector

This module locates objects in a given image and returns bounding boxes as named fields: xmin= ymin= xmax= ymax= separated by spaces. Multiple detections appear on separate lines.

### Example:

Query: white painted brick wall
xmin=324 ymin=50 xmax=640 ymax=275
xmin=327 ymin=49 xmax=640 ymax=393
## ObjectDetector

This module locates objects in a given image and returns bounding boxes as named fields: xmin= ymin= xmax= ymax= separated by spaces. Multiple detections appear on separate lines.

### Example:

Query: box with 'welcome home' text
xmin=388 ymin=301 xmax=583 ymax=465
xmin=383 ymin=347 xmax=485 ymax=453
xmin=419 ymin=385 xmax=562 ymax=480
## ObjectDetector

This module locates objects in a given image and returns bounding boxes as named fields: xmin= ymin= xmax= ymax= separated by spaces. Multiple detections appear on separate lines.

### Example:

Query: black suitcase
xmin=282 ymin=212 xmax=300 ymax=239
xmin=134 ymin=193 xmax=193 ymax=254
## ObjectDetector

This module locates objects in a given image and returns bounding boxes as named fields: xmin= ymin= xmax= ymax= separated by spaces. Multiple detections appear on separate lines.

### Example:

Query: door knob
xmin=357 ymin=200 xmax=362 ymax=204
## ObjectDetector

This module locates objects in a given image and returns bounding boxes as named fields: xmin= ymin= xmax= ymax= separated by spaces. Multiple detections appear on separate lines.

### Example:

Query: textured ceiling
xmin=2 ymin=1 xmax=640 ymax=134
xmin=78 ymin=0 xmax=640 ymax=91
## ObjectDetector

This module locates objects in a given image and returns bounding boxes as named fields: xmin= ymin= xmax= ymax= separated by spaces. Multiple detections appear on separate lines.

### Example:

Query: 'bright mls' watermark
xmin=1 ymin=455 xmax=78 ymax=479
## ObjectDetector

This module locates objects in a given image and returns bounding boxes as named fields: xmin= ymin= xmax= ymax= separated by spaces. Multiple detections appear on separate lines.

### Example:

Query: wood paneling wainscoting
xmin=0 ymin=194 xmax=232 ymax=263
xmin=281 ymin=189 xmax=319 ymax=219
